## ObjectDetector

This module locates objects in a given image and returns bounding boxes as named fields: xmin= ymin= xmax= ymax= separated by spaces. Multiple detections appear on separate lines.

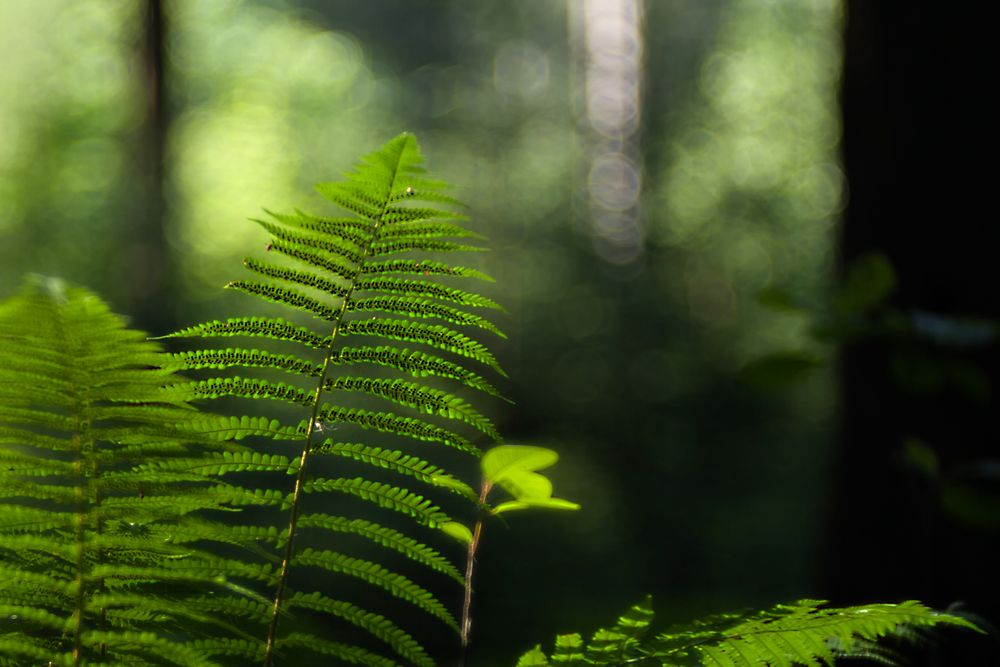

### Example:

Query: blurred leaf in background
xmin=166 ymin=0 xmax=399 ymax=308
xmin=0 ymin=0 xmax=146 ymax=312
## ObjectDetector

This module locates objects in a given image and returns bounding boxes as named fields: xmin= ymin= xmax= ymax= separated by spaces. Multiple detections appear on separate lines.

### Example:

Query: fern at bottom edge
xmin=517 ymin=596 xmax=982 ymax=667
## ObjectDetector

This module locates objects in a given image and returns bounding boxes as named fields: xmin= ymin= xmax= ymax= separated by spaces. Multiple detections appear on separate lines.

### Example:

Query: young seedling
xmin=459 ymin=445 xmax=580 ymax=663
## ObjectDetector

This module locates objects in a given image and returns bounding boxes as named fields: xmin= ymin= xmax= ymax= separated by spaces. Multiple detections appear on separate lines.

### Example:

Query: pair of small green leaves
xmin=432 ymin=445 xmax=580 ymax=544
xmin=481 ymin=445 xmax=581 ymax=515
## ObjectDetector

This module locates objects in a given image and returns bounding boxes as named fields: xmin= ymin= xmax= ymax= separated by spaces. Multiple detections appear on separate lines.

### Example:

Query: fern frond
xmin=293 ymin=549 xmax=459 ymax=631
xmin=183 ymin=415 xmax=299 ymax=441
xmin=253 ymin=217 xmax=365 ymax=264
xmin=301 ymin=478 xmax=453 ymax=528
xmin=680 ymin=600 xmax=980 ymax=667
xmin=516 ymin=645 xmax=552 ymax=667
xmin=370 ymin=238 xmax=486 ymax=257
xmin=0 ymin=563 xmax=70 ymax=595
xmin=79 ymin=630 xmax=221 ymax=667
xmin=551 ymin=634 xmax=587 ymax=664
xmin=167 ymin=133 xmax=505 ymax=665
xmin=93 ymin=558 xmax=276 ymax=586
xmin=137 ymin=451 xmax=294 ymax=476
xmin=340 ymin=317 xmax=504 ymax=374
xmin=0 ymin=477 xmax=79 ymax=504
xmin=243 ymin=257 xmax=350 ymax=299
xmin=160 ymin=316 xmax=329 ymax=348
xmin=329 ymin=345 xmax=504 ymax=398
xmin=269 ymin=238 xmax=360 ymax=283
xmin=0 ymin=637 xmax=59 ymax=662
xmin=168 ymin=376 xmax=314 ymax=407
xmin=0 ymin=405 xmax=74 ymax=431
xmin=322 ymin=376 xmax=500 ymax=440
xmin=294 ymin=514 xmax=462 ymax=582
xmin=381 ymin=220 xmax=483 ymax=241
xmin=310 ymin=405 xmax=478 ymax=453
xmin=0 ymin=426 xmax=73 ymax=452
xmin=390 ymin=190 xmax=466 ymax=207
xmin=347 ymin=296 xmax=505 ymax=336
xmin=381 ymin=212 xmax=466 ymax=230
xmin=355 ymin=274 xmax=502 ymax=310
xmin=362 ymin=258 xmax=494 ymax=281
xmin=0 ymin=277 xmax=248 ymax=665
xmin=183 ymin=594 xmax=271 ymax=621
xmin=263 ymin=208 xmax=373 ymax=245
xmin=308 ymin=441 xmax=477 ymax=499
xmin=522 ymin=597 xmax=982 ymax=667
xmin=87 ymin=591 xmax=260 ymax=640
xmin=207 ymin=484 xmax=289 ymax=507
xmin=584 ymin=595 xmax=654 ymax=663
xmin=170 ymin=348 xmax=322 ymax=376
xmin=280 ymin=632 xmax=400 ymax=667
xmin=154 ymin=520 xmax=283 ymax=549
xmin=286 ymin=591 xmax=435 ymax=667
xmin=186 ymin=637 xmax=265 ymax=660
xmin=98 ymin=493 xmax=237 ymax=516
xmin=315 ymin=181 xmax=387 ymax=219
xmin=227 ymin=281 xmax=341 ymax=320
xmin=1 ymin=449 xmax=75 ymax=475
xmin=0 ymin=605 xmax=65 ymax=631
xmin=0 ymin=506 xmax=73 ymax=533
xmin=0 ymin=535 xmax=76 ymax=560
xmin=88 ymin=403 xmax=201 ymax=425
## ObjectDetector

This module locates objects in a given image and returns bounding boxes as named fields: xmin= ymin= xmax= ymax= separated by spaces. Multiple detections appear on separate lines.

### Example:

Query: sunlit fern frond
xmin=0 ymin=276 xmax=248 ymax=666
xmin=162 ymin=133 xmax=502 ymax=666
xmin=517 ymin=597 xmax=981 ymax=667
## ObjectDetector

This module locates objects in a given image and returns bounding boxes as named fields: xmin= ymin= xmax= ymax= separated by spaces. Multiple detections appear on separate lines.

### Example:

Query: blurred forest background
xmin=1 ymin=1 xmax=996 ymax=665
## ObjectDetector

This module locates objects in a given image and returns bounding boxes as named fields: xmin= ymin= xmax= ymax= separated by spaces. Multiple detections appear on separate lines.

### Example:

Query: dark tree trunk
xmin=831 ymin=3 xmax=999 ymax=664
xmin=126 ymin=0 xmax=172 ymax=333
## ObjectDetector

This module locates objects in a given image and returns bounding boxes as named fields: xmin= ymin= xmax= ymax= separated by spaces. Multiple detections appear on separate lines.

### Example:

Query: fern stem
xmin=459 ymin=481 xmax=492 ymax=665
xmin=263 ymin=301 xmax=352 ymax=666
xmin=262 ymin=158 xmax=406 ymax=667
xmin=71 ymin=410 xmax=94 ymax=666
xmin=262 ymin=426 xmax=314 ymax=665
xmin=97 ymin=505 xmax=106 ymax=657
xmin=72 ymin=509 xmax=87 ymax=666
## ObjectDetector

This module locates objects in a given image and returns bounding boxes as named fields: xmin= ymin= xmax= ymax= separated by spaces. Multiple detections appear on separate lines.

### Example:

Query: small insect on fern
xmin=161 ymin=133 xmax=505 ymax=666
xmin=0 ymin=277 xmax=246 ymax=667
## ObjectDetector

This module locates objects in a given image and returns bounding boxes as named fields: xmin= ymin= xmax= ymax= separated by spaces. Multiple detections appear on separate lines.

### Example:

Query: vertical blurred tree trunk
xmin=832 ymin=3 xmax=998 ymax=663
xmin=126 ymin=0 xmax=172 ymax=333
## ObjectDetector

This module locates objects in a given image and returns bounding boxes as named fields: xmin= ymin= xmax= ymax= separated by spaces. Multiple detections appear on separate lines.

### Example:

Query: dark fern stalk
xmin=259 ymin=280 xmax=343 ymax=665
xmin=0 ymin=277 xmax=243 ymax=666
xmin=162 ymin=133 xmax=505 ymax=666
xmin=259 ymin=153 xmax=385 ymax=664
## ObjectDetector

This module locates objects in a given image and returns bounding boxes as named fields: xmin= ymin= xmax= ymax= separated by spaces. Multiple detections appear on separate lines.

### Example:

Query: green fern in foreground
xmin=517 ymin=596 xmax=981 ymax=667
xmin=161 ymin=133 xmax=502 ymax=666
xmin=0 ymin=277 xmax=246 ymax=666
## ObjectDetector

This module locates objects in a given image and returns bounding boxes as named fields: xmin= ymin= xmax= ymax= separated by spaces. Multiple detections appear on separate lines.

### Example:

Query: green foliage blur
xmin=0 ymin=1 xmax=843 ymax=663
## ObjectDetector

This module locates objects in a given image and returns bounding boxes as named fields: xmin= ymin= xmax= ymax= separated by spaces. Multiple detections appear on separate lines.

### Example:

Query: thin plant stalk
xmin=459 ymin=481 xmax=492 ymax=666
